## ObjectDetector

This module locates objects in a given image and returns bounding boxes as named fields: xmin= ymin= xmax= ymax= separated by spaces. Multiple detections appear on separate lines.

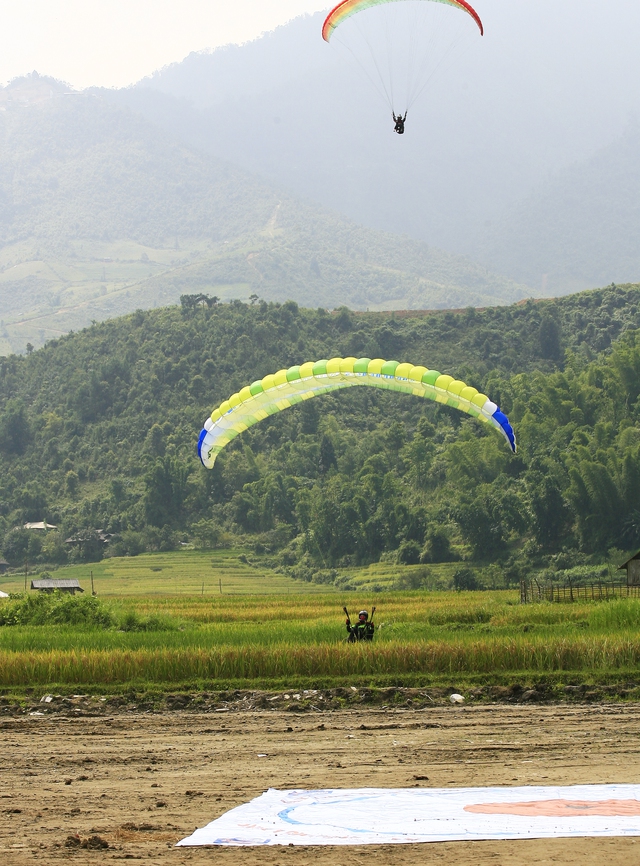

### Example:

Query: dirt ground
xmin=2 ymin=702 xmax=640 ymax=865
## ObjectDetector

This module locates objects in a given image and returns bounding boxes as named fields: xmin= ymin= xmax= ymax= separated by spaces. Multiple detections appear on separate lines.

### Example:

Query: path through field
xmin=2 ymin=703 xmax=640 ymax=864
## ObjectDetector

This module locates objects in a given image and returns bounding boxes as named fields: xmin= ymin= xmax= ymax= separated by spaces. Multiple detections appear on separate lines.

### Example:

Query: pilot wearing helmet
xmin=346 ymin=609 xmax=375 ymax=642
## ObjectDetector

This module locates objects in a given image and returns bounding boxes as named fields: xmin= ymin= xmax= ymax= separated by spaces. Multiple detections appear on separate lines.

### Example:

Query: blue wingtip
xmin=197 ymin=428 xmax=207 ymax=466
xmin=492 ymin=409 xmax=517 ymax=454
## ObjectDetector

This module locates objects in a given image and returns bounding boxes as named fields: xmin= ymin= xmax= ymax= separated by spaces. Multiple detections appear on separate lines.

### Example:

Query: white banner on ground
xmin=177 ymin=784 xmax=640 ymax=846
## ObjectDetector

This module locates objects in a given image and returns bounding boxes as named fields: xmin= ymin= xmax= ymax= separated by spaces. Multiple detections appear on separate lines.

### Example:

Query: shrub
xmin=107 ymin=530 xmax=146 ymax=557
xmin=420 ymin=529 xmax=460 ymax=564
xmin=0 ymin=592 xmax=113 ymax=627
xmin=118 ymin=611 xmax=174 ymax=632
xmin=453 ymin=568 xmax=483 ymax=592
xmin=394 ymin=566 xmax=432 ymax=590
xmin=396 ymin=540 xmax=421 ymax=565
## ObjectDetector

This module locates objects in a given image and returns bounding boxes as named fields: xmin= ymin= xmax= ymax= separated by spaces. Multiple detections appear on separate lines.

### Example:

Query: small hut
xmin=618 ymin=550 xmax=640 ymax=586
xmin=65 ymin=529 xmax=112 ymax=547
xmin=31 ymin=579 xmax=84 ymax=595
xmin=0 ymin=558 xmax=9 ymax=575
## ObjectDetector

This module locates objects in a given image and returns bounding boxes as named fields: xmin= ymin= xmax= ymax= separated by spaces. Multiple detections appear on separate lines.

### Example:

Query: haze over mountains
xmin=473 ymin=122 xmax=640 ymax=296
xmin=0 ymin=76 xmax=525 ymax=355
xmin=0 ymin=1 xmax=639 ymax=354
xmin=120 ymin=2 xmax=640 ymax=295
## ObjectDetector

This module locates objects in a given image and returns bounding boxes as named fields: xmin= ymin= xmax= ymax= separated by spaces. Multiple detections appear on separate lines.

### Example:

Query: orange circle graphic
xmin=464 ymin=799 xmax=640 ymax=817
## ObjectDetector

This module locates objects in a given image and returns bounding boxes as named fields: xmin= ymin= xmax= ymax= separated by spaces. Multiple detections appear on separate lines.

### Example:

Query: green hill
xmin=0 ymin=76 xmax=527 ymax=355
xmin=2 ymin=283 xmax=640 ymax=589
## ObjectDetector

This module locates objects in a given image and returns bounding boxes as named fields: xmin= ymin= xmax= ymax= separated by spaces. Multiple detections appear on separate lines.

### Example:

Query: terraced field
xmin=0 ymin=549 xmax=334 ymax=596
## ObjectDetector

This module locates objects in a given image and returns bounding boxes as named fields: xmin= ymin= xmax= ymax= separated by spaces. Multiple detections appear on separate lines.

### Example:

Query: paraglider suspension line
xmin=338 ymin=34 xmax=394 ymax=111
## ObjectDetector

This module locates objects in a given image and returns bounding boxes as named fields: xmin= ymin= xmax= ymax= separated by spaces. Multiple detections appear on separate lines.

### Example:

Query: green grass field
xmin=2 ymin=581 xmax=640 ymax=693
xmin=0 ymin=550 xmax=467 ymax=598
xmin=0 ymin=549 xmax=337 ymax=597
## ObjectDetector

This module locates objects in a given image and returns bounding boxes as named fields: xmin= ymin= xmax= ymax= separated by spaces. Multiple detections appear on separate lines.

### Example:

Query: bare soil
xmin=2 ymin=702 xmax=640 ymax=865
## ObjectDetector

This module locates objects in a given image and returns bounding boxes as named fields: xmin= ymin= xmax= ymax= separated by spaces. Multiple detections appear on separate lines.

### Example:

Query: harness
xmin=347 ymin=620 xmax=375 ymax=642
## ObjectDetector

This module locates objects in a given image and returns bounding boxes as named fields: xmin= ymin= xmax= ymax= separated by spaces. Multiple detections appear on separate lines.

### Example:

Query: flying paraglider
xmin=322 ymin=0 xmax=484 ymax=130
xmin=197 ymin=357 xmax=515 ymax=469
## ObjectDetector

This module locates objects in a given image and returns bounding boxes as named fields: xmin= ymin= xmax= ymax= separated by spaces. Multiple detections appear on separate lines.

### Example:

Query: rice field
xmin=3 ymin=635 xmax=640 ymax=688
xmin=2 ymin=588 xmax=640 ymax=691
xmin=0 ymin=549 xmax=336 ymax=597
xmin=0 ymin=550 xmax=464 ymax=597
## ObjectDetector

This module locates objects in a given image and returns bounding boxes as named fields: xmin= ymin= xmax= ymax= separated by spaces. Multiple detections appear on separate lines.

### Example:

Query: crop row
xmin=3 ymin=635 xmax=640 ymax=686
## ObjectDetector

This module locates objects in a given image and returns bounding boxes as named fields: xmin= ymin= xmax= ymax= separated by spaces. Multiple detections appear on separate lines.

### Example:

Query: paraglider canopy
xmin=322 ymin=0 xmax=484 ymax=42
xmin=197 ymin=357 xmax=516 ymax=469
xmin=321 ymin=0 xmax=484 ymax=122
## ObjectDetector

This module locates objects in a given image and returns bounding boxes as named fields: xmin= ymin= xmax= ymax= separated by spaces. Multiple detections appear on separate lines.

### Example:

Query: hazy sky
xmin=0 ymin=1 xmax=328 ymax=89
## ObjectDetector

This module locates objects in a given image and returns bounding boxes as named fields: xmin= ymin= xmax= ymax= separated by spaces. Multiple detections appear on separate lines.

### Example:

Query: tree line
xmin=1 ymin=284 xmax=640 ymax=585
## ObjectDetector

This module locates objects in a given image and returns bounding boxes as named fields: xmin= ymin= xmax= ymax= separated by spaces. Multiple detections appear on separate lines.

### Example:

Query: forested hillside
xmin=0 ymin=76 xmax=525 ymax=355
xmin=2 ymin=283 xmax=640 ymax=587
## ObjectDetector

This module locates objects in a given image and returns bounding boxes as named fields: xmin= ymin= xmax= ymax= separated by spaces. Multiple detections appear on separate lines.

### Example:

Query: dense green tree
xmin=453 ymin=568 xmax=482 ymax=591
xmin=527 ymin=472 xmax=570 ymax=548
xmin=318 ymin=434 xmax=337 ymax=475
xmin=539 ymin=314 xmax=562 ymax=360
xmin=0 ymin=400 xmax=30 ymax=455
xmin=3 ymin=286 xmax=640 ymax=579
xmin=143 ymin=457 xmax=190 ymax=527
xmin=421 ymin=529 xmax=459 ymax=564
xmin=397 ymin=539 xmax=421 ymax=565
xmin=2 ymin=528 xmax=42 ymax=566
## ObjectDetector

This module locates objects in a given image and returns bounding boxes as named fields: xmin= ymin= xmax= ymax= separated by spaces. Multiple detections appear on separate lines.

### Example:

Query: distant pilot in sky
xmin=393 ymin=111 xmax=407 ymax=134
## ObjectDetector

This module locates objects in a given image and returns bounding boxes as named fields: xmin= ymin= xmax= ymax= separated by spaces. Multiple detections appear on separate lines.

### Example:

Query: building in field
xmin=0 ymin=558 xmax=9 ymax=575
xmin=618 ymin=550 xmax=640 ymax=586
xmin=31 ymin=579 xmax=84 ymax=595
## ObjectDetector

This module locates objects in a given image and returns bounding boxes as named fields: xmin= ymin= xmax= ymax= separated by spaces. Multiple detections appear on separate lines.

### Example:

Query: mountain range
xmin=471 ymin=122 xmax=640 ymax=296
xmin=0 ymin=74 xmax=526 ymax=355
xmin=2 ymin=4 xmax=640 ymax=354
xmin=116 ymin=6 xmax=640 ymax=294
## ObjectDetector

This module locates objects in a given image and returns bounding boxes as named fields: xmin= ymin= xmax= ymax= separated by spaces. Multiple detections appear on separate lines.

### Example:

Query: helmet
xmin=358 ymin=610 xmax=368 ymax=618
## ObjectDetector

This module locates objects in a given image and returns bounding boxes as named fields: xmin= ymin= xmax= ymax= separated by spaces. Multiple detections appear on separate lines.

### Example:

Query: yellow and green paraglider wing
xmin=197 ymin=357 xmax=515 ymax=468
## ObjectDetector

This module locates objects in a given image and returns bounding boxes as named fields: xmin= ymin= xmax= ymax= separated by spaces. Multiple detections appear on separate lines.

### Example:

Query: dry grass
xmin=2 ymin=634 xmax=640 ymax=687
xmin=3 ymin=590 xmax=640 ymax=688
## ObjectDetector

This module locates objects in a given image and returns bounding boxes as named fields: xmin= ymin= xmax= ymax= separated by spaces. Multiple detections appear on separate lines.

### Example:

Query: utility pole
xmin=24 ymin=559 xmax=28 ymax=592
xmin=91 ymin=570 xmax=96 ymax=596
